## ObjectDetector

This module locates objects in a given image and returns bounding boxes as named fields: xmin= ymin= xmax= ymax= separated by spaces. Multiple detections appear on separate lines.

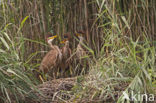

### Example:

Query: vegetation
xmin=0 ymin=0 xmax=155 ymax=103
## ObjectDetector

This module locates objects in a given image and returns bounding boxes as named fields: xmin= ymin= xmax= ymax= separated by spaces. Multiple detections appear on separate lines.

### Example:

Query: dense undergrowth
xmin=0 ymin=0 xmax=156 ymax=103
xmin=72 ymin=35 xmax=156 ymax=102
xmin=0 ymin=20 xmax=39 ymax=102
xmin=1 ymin=22 xmax=155 ymax=103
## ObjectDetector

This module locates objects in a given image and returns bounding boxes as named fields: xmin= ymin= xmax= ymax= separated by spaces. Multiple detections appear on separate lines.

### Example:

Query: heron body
xmin=39 ymin=46 xmax=62 ymax=74
xmin=61 ymin=40 xmax=71 ymax=69
xmin=76 ymin=36 xmax=86 ymax=59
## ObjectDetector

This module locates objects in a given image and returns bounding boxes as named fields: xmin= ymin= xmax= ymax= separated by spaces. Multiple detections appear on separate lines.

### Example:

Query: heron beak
xmin=48 ymin=35 xmax=58 ymax=40
xmin=60 ymin=39 xmax=67 ymax=44
xmin=76 ymin=33 xmax=81 ymax=37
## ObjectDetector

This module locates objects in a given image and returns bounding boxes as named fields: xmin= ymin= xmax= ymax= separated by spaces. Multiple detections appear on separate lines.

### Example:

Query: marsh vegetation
xmin=0 ymin=0 xmax=155 ymax=102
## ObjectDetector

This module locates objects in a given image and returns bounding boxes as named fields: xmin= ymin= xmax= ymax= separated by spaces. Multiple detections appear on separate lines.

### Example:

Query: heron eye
xmin=64 ymin=36 xmax=68 ymax=38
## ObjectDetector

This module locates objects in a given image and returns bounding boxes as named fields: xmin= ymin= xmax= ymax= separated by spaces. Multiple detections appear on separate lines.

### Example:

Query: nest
xmin=26 ymin=76 xmax=130 ymax=103
xmin=27 ymin=77 xmax=76 ymax=103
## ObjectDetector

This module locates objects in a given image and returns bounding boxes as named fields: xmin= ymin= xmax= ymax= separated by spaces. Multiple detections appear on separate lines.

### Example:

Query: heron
xmin=75 ymin=31 xmax=89 ymax=75
xmin=60 ymin=33 xmax=72 ymax=77
xmin=39 ymin=33 xmax=62 ymax=80
xmin=75 ymin=31 xmax=87 ymax=60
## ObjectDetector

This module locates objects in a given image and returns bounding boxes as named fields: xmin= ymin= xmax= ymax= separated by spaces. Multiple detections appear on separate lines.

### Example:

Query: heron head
xmin=61 ymin=33 xmax=71 ymax=44
xmin=60 ymin=39 xmax=69 ymax=44
xmin=45 ymin=32 xmax=57 ymax=41
xmin=63 ymin=33 xmax=71 ymax=40
xmin=75 ymin=31 xmax=85 ymax=38
xmin=46 ymin=35 xmax=58 ymax=44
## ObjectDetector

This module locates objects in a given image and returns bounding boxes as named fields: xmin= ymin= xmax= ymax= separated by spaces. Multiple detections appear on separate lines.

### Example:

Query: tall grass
xmin=71 ymin=30 xmax=155 ymax=103
xmin=70 ymin=0 xmax=156 ymax=102
xmin=0 ymin=17 xmax=39 ymax=102
xmin=0 ymin=0 xmax=155 ymax=102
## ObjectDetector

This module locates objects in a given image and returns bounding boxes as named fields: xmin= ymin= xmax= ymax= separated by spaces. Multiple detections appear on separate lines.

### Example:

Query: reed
xmin=0 ymin=0 xmax=155 ymax=102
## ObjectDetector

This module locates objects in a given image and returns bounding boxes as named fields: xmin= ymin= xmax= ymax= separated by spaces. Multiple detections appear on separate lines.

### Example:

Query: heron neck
xmin=65 ymin=41 xmax=69 ymax=48
xmin=48 ymin=39 xmax=54 ymax=49
xmin=79 ymin=37 xmax=84 ymax=45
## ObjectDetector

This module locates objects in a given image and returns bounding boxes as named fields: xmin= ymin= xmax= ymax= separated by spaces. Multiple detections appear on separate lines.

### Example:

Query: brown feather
xmin=60 ymin=33 xmax=72 ymax=77
xmin=76 ymin=44 xmax=86 ymax=59
xmin=39 ymin=46 xmax=62 ymax=78
xmin=75 ymin=36 xmax=89 ymax=75
xmin=61 ymin=42 xmax=71 ymax=69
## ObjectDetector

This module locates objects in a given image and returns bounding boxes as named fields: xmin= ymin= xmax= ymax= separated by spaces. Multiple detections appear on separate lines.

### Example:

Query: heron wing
xmin=39 ymin=49 xmax=59 ymax=73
